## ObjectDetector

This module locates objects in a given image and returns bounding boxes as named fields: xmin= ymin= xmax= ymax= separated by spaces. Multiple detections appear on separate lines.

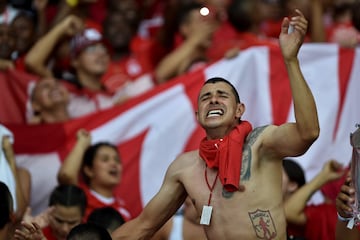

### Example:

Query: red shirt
xmin=287 ymin=203 xmax=337 ymax=240
xmin=79 ymin=184 xmax=131 ymax=222
xmin=102 ymin=36 xmax=158 ymax=94
xmin=42 ymin=226 xmax=57 ymax=240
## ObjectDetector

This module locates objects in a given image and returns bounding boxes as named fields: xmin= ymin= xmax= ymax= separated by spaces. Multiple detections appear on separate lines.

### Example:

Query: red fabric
xmin=0 ymin=70 xmax=38 ymax=124
xmin=80 ymin=183 xmax=131 ymax=222
xmin=207 ymin=31 xmax=278 ymax=62
xmin=304 ymin=203 xmax=337 ymax=240
xmin=287 ymin=203 xmax=337 ymax=240
xmin=321 ymin=167 xmax=349 ymax=202
xmin=14 ymin=55 xmax=26 ymax=72
xmin=88 ymin=0 xmax=107 ymax=25
xmin=326 ymin=21 xmax=358 ymax=43
xmin=101 ymin=35 xmax=159 ymax=94
xmin=42 ymin=226 xmax=57 ymax=240
xmin=199 ymin=121 xmax=252 ymax=192
xmin=260 ymin=20 xmax=283 ymax=38
xmin=101 ymin=57 xmax=153 ymax=94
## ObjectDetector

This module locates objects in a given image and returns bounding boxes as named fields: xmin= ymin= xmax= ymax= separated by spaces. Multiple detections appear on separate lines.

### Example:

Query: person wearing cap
xmin=25 ymin=15 xmax=108 ymax=91
xmin=24 ymin=15 xmax=130 ymax=121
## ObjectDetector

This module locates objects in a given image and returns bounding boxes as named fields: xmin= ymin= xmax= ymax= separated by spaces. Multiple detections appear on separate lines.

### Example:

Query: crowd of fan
xmin=0 ymin=0 xmax=360 ymax=239
xmin=0 ymin=0 xmax=359 ymax=125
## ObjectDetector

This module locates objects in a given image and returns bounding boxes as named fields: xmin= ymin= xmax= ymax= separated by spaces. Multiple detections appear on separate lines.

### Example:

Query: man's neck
xmin=205 ymin=125 xmax=236 ymax=140
xmin=41 ymin=107 xmax=70 ymax=123
xmin=90 ymin=183 xmax=114 ymax=198
xmin=77 ymin=72 xmax=103 ymax=91
xmin=0 ymin=224 xmax=10 ymax=240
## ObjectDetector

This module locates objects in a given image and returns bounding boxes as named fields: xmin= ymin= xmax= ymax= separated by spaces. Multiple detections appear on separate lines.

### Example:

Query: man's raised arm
xmin=263 ymin=9 xmax=320 ymax=157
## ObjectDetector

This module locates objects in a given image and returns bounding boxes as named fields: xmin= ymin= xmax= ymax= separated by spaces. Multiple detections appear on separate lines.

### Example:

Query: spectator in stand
xmin=326 ymin=0 xmax=360 ymax=48
xmin=0 ymin=0 xmax=47 ymax=71
xmin=0 ymin=22 xmax=16 ymax=70
xmin=100 ymin=8 xmax=156 ymax=95
xmin=335 ymin=173 xmax=360 ymax=240
xmin=283 ymin=158 xmax=344 ymax=240
xmin=10 ymin=3 xmax=48 ymax=72
xmin=154 ymin=2 xmax=218 ymax=84
xmin=1 ymin=128 xmax=31 ymax=229
xmin=207 ymin=0 xmax=278 ymax=62
xmin=14 ymin=184 xmax=87 ymax=240
xmin=57 ymin=129 xmax=131 ymax=222
xmin=26 ymin=15 xmax=152 ymax=113
xmin=87 ymin=207 xmax=125 ymax=234
xmin=285 ymin=0 xmax=360 ymax=46
xmin=28 ymin=77 xmax=70 ymax=124
xmin=258 ymin=0 xmax=286 ymax=39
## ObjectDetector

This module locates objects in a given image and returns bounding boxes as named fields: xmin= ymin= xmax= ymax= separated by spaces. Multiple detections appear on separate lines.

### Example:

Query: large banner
xmin=4 ymin=44 xmax=360 ymax=216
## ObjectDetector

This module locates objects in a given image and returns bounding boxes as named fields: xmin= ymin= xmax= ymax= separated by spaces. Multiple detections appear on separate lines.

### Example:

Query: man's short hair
xmin=67 ymin=222 xmax=112 ymax=240
xmin=282 ymin=158 xmax=306 ymax=188
xmin=87 ymin=207 xmax=125 ymax=233
xmin=49 ymin=185 xmax=87 ymax=216
xmin=203 ymin=77 xmax=241 ymax=103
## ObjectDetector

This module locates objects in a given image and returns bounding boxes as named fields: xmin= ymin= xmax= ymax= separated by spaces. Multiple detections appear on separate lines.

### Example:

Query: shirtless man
xmin=112 ymin=9 xmax=319 ymax=240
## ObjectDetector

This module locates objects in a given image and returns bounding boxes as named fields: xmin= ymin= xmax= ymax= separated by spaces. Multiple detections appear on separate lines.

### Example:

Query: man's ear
xmin=179 ymin=23 xmax=189 ymax=39
xmin=287 ymin=181 xmax=299 ymax=194
xmin=31 ymin=102 xmax=41 ymax=113
xmin=195 ymin=110 xmax=199 ymax=121
xmin=236 ymin=103 xmax=245 ymax=119
xmin=71 ymin=58 xmax=79 ymax=69
xmin=83 ymin=166 xmax=93 ymax=179
xmin=9 ymin=211 xmax=16 ymax=223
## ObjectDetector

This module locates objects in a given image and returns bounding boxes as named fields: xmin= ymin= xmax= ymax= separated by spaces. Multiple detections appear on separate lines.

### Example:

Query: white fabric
xmin=0 ymin=125 xmax=17 ymax=211
xmin=169 ymin=214 xmax=184 ymax=240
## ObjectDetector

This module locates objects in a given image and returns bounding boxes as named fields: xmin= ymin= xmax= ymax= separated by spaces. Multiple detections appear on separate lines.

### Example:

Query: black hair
xmin=49 ymin=185 xmax=87 ymax=216
xmin=177 ymin=2 xmax=204 ymax=29
xmin=12 ymin=9 xmax=37 ymax=26
xmin=227 ymin=0 xmax=255 ymax=32
xmin=203 ymin=77 xmax=241 ymax=103
xmin=87 ymin=207 xmax=125 ymax=232
xmin=352 ymin=1 xmax=360 ymax=32
xmin=0 ymin=181 xmax=13 ymax=229
xmin=67 ymin=222 xmax=112 ymax=240
xmin=282 ymin=158 xmax=306 ymax=188
xmin=81 ymin=142 xmax=119 ymax=185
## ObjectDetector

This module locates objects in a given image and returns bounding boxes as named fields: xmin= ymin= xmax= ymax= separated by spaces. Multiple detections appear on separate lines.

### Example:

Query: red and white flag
xmin=4 ymin=44 xmax=360 ymax=216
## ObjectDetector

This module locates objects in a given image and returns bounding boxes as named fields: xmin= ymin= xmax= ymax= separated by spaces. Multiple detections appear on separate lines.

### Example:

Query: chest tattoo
xmin=222 ymin=126 xmax=268 ymax=198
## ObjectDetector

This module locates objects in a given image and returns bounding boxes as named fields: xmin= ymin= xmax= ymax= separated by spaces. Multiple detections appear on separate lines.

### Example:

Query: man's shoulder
xmin=175 ymin=150 xmax=199 ymax=162
xmin=170 ymin=150 xmax=200 ymax=167
xmin=245 ymin=125 xmax=277 ymax=146
xmin=248 ymin=125 xmax=272 ymax=138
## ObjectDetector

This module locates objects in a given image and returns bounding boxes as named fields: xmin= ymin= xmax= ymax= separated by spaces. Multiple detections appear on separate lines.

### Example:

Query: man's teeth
xmin=207 ymin=109 xmax=223 ymax=117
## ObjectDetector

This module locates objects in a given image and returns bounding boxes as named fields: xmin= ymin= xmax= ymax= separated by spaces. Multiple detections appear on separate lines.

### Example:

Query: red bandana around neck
xmin=199 ymin=121 xmax=253 ymax=192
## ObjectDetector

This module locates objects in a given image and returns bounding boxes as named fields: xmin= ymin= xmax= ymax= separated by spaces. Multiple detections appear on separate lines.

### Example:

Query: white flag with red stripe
xmin=5 ymin=44 xmax=360 ymax=216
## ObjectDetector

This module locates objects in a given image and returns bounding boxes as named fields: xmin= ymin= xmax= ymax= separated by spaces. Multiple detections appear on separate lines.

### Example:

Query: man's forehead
xmin=201 ymin=81 xmax=233 ymax=92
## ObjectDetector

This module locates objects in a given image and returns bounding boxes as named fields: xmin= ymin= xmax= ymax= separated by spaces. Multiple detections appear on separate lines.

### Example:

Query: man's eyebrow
xmin=199 ymin=89 xmax=230 ymax=99
xmin=217 ymin=90 xmax=229 ymax=95
xmin=199 ymin=92 xmax=211 ymax=99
